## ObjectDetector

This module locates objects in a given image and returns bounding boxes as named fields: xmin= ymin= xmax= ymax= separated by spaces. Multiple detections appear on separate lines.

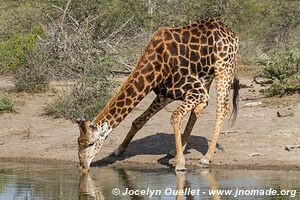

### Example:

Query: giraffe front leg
xmin=168 ymin=101 xmax=208 ymax=158
xmin=113 ymin=146 xmax=126 ymax=157
xmin=171 ymin=110 xmax=186 ymax=171
xmin=167 ymin=111 xmax=197 ymax=158
xmin=171 ymin=88 xmax=209 ymax=171
xmin=113 ymin=96 xmax=173 ymax=156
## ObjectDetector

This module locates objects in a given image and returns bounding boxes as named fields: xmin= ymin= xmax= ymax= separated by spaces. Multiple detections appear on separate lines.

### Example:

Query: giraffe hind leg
xmin=113 ymin=95 xmax=173 ymax=156
xmin=200 ymin=63 xmax=234 ymax=164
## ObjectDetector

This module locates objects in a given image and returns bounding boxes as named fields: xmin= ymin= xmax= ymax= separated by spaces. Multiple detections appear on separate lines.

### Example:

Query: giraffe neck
xmin=92 ymin=53 xmax=158 ymax=130
xmin=92 ymin=74 xmax=150 ymax=129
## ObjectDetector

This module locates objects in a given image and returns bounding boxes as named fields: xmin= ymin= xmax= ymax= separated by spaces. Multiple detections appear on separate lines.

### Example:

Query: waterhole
xmin=0 ymin=163 xmax=299 ymax=199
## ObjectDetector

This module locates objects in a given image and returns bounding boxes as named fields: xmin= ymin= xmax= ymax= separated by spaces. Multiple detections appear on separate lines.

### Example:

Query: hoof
xmin=175 ymin=159 xmax=187 ymax=172
xmin=113 ymin=148 xmax=125 ymax=157
xmin=176 ymin=167 xmax=187 ymax=172
xmin=166 ymin=149 xmax=176 ymax=158
xmin=175 ymin=170 xmax=187 ymax=176
xmin=200 ymin=157 xmax=211 ymax=165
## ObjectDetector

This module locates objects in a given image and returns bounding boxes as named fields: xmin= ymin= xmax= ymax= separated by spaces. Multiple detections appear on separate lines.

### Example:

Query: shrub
xmin=44 ymin=80 xmax=112 ymax=122
xmin=44 ymin=58 xmax=113 ymax=122
xmin=14 ymin=44 xmax=50 ymax=93
xmin=0 ymin=1 xmax=47 ymax=40
xmin=0 ymin=26 xmax=43 ymax=73
xmin=42 ymin=16 xmax=113 ymax=121
xmin=257 ymin=51 xmax=300 ymax=96
xmin=0 ymin=94 xmax=14 ymax=114
xmin=14 ymin=64 xmax=50 ymax=93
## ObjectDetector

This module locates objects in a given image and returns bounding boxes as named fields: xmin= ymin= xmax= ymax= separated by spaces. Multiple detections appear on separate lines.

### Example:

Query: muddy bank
xmin=1 ymin=156 xmax=300 ymax=173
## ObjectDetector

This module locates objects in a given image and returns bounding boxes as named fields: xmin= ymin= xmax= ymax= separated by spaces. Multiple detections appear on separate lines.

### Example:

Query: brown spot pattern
xmin=93 ymin=18 xmax=238 ymax=130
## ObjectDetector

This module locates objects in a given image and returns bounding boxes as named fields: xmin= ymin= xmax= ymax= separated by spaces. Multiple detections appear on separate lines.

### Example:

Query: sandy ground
xmin=0 ymin=75 xmax=299 ymax=171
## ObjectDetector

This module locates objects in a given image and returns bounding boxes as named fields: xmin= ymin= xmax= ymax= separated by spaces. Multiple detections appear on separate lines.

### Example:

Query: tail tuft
xmin=230 ymin=77 xmax=240 ymax=127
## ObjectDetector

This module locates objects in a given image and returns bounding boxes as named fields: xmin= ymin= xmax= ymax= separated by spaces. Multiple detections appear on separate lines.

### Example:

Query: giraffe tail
xmin=230 ymin=77 xmax=240 ymax=127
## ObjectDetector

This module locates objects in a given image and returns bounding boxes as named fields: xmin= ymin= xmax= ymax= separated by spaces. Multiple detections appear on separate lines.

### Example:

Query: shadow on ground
xmin=91 ymin=133 xmax=222 ymax=169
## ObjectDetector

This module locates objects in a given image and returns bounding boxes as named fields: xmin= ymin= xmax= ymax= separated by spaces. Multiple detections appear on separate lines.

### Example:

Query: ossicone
xmin=76 ymin=117 xmax=86 ymax=124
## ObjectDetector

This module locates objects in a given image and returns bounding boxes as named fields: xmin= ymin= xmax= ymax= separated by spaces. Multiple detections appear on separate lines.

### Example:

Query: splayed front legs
xmin=114 ymin=95 xmax=173 ymax=156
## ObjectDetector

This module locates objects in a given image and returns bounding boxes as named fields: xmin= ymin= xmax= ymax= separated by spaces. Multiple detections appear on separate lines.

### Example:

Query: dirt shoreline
xmin=1 ymin=156 xmax=300 ymax=172
xmin=0 ymin=76 xmax=299 ymax=172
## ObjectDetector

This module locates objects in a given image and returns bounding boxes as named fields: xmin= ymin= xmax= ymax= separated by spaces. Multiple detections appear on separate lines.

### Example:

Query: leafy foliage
xmin=0 ymin=26 xmax=43 ymax=73
xmin=44 ymin=79 xmax=112 ymax=122
xmin=44 ymin=56 xmax=113 ymax=121
xmin=0 ymin=1 xmax=46 ymax=40
xmin=0 ymin=94 xmax=14 ymax=114
xmin=14 ymin=47 xmax=50 ymax=93
xmin=0 ymin=0 xmax=299 ymax=120
xmin=257 ymin=51 xmax=300 ymax=96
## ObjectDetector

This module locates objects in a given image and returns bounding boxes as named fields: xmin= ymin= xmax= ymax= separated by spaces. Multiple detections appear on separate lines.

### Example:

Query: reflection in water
xmin=79 ymin=173 xmax=104 ymax=200
xmin=175 ymin=170 xmax=219 ymax=200
xmin=118 ymin=169 xmax=143 ymax=200
xmin=175 ymin=171 xmax=187 ymax=200
xmin=0 ymin=163 xmax=299 ymax=199
xmin=79 ymin=169 xmax=223 ymax=200
xmin=200 ymin=170 xmax=220 ymax=200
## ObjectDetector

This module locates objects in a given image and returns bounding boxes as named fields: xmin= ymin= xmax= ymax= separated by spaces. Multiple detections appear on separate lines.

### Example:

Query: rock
xmin=221 ymin=130 xmax=237 ymax=135
xmin=239 ymin=84 xmax=253 ymax=89
xmin=245 ymin=102 xmax=262 ymax=107
xmin=284 ymin=145 xmax=300 ymax=152
xmin=242 ymin=97 xmax=256 ymax=101
xmin=245 ymin=131 xmax=254 ymax=133
xmin=250 ymin=153 xmax=262 ymax=157
xmin=277 ymin=108 xmax=294 ymax=117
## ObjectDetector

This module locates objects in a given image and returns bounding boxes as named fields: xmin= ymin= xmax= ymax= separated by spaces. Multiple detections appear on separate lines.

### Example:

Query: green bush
xmin=0 ymin=26 xmax=43 ymax=73
xmin=0 ymin=0 xmax=47 ymax=40
xmin=44 ymin=81 xmax=112 ymax=122
xmin=14 ymin=44 xmax=50 ymax=93
xmin=14 ymin=65 xmax=50 ymax=93
xmin=44 ymin=60 xmax=113 ymax=122
xmin=0 ymin=94 xmax=14 ymax=114
xmin=257 ymin=51 xmax=300 ymax=96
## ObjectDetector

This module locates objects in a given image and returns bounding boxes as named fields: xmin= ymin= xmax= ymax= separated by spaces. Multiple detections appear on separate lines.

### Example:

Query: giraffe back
xmin=138 ymin=18 xmax=239 ymax=100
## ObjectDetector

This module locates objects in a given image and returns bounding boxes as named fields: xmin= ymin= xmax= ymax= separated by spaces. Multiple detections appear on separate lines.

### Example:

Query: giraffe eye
xmin=89 ymin=124 xmax=97 ymax=130
xmin=87 ymin=141 xmax=95 ymax=147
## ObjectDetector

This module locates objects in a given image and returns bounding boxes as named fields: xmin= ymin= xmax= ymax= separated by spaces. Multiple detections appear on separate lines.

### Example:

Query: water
xmin=0 ymin=163 xmax=299 ymax=200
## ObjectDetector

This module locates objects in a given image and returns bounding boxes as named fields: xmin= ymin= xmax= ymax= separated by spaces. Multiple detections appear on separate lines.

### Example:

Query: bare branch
xmin=61 ymin=0 xmax=72 ymax=25
xmin=107 ymin=16 xmax=134 ymax=41
xmin=109 ymin=70 xmax=131 ymax=75
xmin=35 ymin=2 xmax=54 ymax=23
xmin=118 ymin=60 xmax=132 ymax=70
xmin=51 ymin=4 xmax=64 ymax=13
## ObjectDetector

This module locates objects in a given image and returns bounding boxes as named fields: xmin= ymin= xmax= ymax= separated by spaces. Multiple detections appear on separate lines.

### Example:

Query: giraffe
xmin=76 ymin=18 xmax=239 ymax=173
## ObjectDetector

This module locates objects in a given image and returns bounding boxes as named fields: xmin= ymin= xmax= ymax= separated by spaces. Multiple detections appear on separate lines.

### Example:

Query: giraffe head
xmin=76 ymin=118 xmax=112 ymax=173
